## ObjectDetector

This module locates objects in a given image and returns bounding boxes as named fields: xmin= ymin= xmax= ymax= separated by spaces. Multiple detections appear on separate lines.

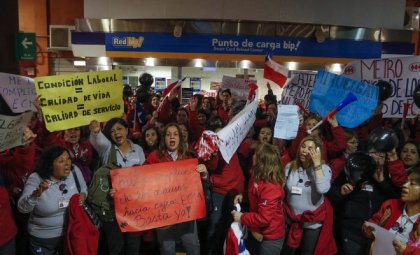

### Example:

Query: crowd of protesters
xmin=0 ymin=74 xmax=419 ymax=255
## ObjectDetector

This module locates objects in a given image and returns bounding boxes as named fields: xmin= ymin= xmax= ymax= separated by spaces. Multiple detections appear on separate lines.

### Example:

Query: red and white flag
xmin=157 ymin=77 xmax=186 ymax=112
xmin=162 ymin=77 xmax=186 ymax=97
xmin=264 ymin=55 xmax=288 ymax=88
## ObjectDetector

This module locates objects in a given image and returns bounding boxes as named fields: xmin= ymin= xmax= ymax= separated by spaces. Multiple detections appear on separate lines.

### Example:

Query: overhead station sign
xmin=34 ymin=69 xmax=123 ymax=131
xmin=104 ymin=33 xmax=382 ymax=59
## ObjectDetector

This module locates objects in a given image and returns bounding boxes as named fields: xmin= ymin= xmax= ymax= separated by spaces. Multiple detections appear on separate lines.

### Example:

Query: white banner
xmin=0 ymin=73 xmax=37 ymax=113
xmin=281 ymin=70 xmax=317 ymax=110
xmin=217 ymin=99 xmax=258 ymax=163
xmin=0 ymin=112 xmax=33 ymax=152
xmin=343 ymin=56 xmax=420 ymax=118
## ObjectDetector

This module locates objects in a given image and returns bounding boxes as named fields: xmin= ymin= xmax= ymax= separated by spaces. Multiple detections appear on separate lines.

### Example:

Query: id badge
xmin=58 ymin=198 xmax=70 ymax=209
xmin=291 ymin=186 xmax=303 ymax=195
xmin=361 ymin=184 xmax=373 ymax=192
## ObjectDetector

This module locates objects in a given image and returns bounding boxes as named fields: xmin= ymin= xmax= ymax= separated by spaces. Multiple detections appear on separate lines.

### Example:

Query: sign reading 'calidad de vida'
xmin=34 ymin=70 xmax=123 ymax=131
xmin=110 ymin=159 xmax=206 ymax=232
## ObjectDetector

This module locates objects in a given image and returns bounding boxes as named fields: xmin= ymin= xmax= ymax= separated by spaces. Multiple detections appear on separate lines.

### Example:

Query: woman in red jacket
xmin=145 ymin=123 xmax=207 ymax=255
xmin=363 ymin=167 xmax=420 ymax=255
xmin=232 ymin=143 xmax=286 ymax=255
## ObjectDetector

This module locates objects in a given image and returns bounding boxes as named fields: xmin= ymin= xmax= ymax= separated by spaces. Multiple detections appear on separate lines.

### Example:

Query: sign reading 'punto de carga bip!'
xmin=34 ymin=70 xmax=123 ymax=132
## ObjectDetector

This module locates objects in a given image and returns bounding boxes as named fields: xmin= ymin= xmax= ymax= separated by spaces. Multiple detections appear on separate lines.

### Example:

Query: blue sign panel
xmin=105 ymin=33 xmax=382 ymax=59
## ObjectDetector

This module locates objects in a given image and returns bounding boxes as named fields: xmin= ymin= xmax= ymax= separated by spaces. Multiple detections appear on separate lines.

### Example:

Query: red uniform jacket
xmin=387 ymin=160 xmax=408 ymax=188
xmin=368 ymin=199 xmax=420 ymax=255
xmin=329 ymin=155 xmax=346 ymax=182
xmin=205 ymin=152 xmax=244 ymax=196
xmin=188 ymin=110 xmax=205 ymax=142
xmin=284 ymin=198 xmax=337 ymax=255
xmin=35 ymin=120 xmax=97 ymax=184
xmin=217 ymin=105 xmax=230 ymax=126
xmin=0 ymin=186 xmax=17 ymax=246
xmin=65 ymin=194 xmax=99 ymax=255
xmin=368 ymin=199 xmax=419 ymax=236
xmin=0 ymin=143 xmax=37 ymax=196
xmin=241 ymin=175 xmax=285 ymax=240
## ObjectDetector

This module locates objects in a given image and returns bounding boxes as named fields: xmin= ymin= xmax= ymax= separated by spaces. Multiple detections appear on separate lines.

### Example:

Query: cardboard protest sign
xmin=0 ymin=112 xmax=32 ymax=152
xmin=217 ymin=98 xmax=258 ymax=163
xmin=221 ymin=76 xmax=256 ymax=100
xmin=110 ymin=158 xmax=206 ymax=232
xmin=343 ymin=55 xmax=420 ymax=118
xmin=0 ymin=73 xmax=37 ymax=113
xmin=34 ymin=70 xmax=123 ymax=131
xmin=309 ymin=70 xmax=378 ymax=128
xmin=281 ymin=71 xmax=317 ymax=110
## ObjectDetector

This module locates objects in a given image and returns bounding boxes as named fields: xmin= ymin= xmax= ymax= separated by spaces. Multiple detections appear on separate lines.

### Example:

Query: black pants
xmin=10 ymin=199 xmax=29 ymax=255
xmin=246 ymin=233 xmax=285 ymax=255
xmin=281 ymin=227 xmax=321 ymax=255
xmin=203 ymin=192 xmax=234 ymax=255
xmin=340 ymin=228 xmax=371 ymax=255
xmin=156 ymin=221 xmax=200 ymax=255
xmin=102 ymin=220 xmax=141 ymax=255
xmin=29 ymin=236 xmax=63 ymax=255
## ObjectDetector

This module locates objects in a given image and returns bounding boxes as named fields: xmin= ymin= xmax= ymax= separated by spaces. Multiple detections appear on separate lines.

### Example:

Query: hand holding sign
xmin=111 ymin=159 xmax=205 ymax=232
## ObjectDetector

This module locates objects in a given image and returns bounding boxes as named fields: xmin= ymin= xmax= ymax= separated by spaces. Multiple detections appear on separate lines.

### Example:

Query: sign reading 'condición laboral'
xmin=34 ymin=70 xmax=123 ymax=131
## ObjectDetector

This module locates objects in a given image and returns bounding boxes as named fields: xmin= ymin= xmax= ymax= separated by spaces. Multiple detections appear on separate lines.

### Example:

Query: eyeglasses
xmin=59 ymin=183 xmax=68 ymax=195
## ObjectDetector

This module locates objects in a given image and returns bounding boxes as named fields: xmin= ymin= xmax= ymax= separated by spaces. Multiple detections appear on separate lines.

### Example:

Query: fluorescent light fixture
xmin=97 ymin=57 xmax=111 ymax=66
xmin=287 ymin=62 xmax=297 ymax=71
xmin=330 ymin=63 xmax=342 ymax=73
xmin=194 ymin=59 xmax=204 ymax=68
xmin=73 ymin=60 xmax=86 ymax=66
xmin=239 ymin=60 xmax=252 ymax=69
xmin=145 ymin=58 xmax=155 ymax=67
xmin=203 ymin=67 xmax=217 ymax=72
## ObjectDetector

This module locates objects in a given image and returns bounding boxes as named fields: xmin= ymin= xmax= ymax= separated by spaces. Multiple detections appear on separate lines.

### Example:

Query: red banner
xmin=110 ymin=158 xmax=206 ymax=232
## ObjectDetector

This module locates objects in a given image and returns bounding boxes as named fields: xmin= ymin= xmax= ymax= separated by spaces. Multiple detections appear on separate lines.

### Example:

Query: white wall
xmin=85 ymin=0 xmax=405 ymax=29
xmin=121 ymin=65 xmax=284 ymax=101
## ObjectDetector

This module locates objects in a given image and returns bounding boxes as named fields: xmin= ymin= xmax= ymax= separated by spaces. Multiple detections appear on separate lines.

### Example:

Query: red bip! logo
xmin=344 ymin=66 xmax=354 ymax=75
xmin=409 ymin=62 xmax=420 ymax=72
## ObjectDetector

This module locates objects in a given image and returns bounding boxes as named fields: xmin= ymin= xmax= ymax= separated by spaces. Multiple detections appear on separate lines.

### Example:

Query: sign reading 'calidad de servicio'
xmin=34 ymin=70 xmax=123 ymax=131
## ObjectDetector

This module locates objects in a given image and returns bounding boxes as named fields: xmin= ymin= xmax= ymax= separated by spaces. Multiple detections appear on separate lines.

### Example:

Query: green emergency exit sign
xmin=15 ymin=33 xmax=36 ymax=60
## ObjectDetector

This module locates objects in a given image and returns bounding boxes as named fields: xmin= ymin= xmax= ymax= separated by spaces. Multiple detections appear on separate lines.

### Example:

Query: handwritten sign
xmin=221 ymin=76 xmax=256 ymax=100
xmin=274 ymin=105 xmax=299 ymax=140
xmin=110 ymin=158 xmax=206 ymax=232
xmin=217 ymin=98 xmax=258 ymax=163
xmin=309 ymin=71 xmax=378 ymax=128
xmin=343 ymin=55 xmax=420 ymax=118
xmin=0 ymin=73 xmax=37 ymax=113
xmin=34 ymin=70 xmax=123 ymax=131
xmin=281 ymin=71 xmax=317 ymax=110
xmin=0 ymin=112 xmax=32 ymax=152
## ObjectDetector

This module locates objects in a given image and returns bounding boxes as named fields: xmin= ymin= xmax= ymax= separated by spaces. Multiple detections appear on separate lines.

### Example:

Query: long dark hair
xmin=157 ymin=123 xmax=188 ymax=160
xmin=140 ymin=126 xmax=161 ymax=152
xmin=36 ymin=146 xmax=70 ymax=179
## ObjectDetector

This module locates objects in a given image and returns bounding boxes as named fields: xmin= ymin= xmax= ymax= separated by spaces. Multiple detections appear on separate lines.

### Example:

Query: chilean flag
xmin=264 ymin=54 xmax=288 ymax=88
xmin=162 ymin=77 xmax=186 ymax=97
